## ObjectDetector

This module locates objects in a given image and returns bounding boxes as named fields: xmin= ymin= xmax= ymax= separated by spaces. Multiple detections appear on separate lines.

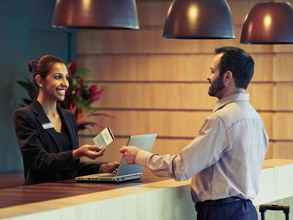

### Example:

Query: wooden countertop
xmin=0 ymin=175 xmax=165 ymax=209
xmin=262 ymin=159 xmax=293 ymax=169
xmin=1 ymin=159 xmax=293 ymax=220
xmin=1 ymin=159 xmax=293 ymax=209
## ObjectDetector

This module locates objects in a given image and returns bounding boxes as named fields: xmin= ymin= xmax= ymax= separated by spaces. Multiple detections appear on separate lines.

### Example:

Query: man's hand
xmin=120 ymin=146 xmax=140 ymax=164
xmin=99 ymin=161 xmax=120 ymax=173
xmin=73 ymin=145 xmax=105 ymax=159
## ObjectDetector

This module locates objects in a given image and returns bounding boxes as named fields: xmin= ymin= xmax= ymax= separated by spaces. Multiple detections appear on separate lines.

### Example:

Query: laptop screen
xmin=116 ymin=133 xmax=157 ymax=176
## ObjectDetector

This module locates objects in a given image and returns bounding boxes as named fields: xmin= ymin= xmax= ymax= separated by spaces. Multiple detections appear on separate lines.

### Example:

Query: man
xmin=120 ymin=47 xmax=268 ymax=220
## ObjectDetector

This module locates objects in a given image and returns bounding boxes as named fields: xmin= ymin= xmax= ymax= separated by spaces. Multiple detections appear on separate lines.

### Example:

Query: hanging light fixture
xmin=163 ymin=0 xmax=235 ymax=39
xmin=241 ymin=2 xmax=293 ymax=44
xmin=52 ymin=0 xmax=139 ymax=30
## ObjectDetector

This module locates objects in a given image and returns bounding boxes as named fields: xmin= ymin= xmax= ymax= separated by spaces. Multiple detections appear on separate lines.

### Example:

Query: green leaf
xmin=75 ymin=67 xmax=89 ymax=77
xmin=17 ymin=79 xmax=33 ymax=90
xmin=75 ymin=96 xmax=91 ymax=110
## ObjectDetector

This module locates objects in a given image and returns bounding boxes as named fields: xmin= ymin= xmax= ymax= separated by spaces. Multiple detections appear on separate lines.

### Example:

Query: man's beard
xmin=208 ymin=75 xmax=225 ymax=97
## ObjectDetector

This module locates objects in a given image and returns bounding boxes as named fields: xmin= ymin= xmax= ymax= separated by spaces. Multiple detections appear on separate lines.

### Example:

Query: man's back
xmin=191 ymin=91 xmax=268 ymax=201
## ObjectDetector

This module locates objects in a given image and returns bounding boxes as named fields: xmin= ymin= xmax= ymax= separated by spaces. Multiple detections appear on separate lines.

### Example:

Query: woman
xmin=14 ymin=55 xmax=118 ymax=184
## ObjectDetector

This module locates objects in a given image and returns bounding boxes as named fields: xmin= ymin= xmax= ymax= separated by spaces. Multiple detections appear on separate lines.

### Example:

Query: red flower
xmin=89 ymin=84 xmax=97 ymax=93
xmin=89 ymin=85 xmax=104 ymax=103
xmin=60 ymin=61 xmax=108 ymax=131
xmin=68 ymin=62 xmax=77 ymax=76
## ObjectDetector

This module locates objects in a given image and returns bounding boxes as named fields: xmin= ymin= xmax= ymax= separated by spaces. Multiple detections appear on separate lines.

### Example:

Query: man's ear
xmin=34 ymin=74 xmax=43 ymax=88
xmin=223 ymin=71 xmax=233 ymax=86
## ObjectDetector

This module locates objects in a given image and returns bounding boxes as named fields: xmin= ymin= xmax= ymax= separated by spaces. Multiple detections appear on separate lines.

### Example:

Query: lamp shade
xmin=241 ymin=2 xmax=293 ymax=44
xmin=52 ymin=0 xmax=139 ymax=30
xmin=163 ymin=0 xmax=235 ymax=39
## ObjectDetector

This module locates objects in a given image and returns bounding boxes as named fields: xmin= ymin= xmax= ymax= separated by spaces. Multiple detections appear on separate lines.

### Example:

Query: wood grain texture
xmin=273 ymin=113 xmax=293 ymax=140
xmin=92 ymin=83 xmax=273 ymax=110
xmin=273 ymin=54 xmax=293 ymax=82
xmin=273 ymin=45 xmax=293 ymax=53
xmin=0 ymin=177 xmax=164 ymax=210
xmin=76 ymin=28 xmax=273 ymax=55
xmin=78 ymin=54 xmax=274 ymax=82
xmin=80 ymin=111 xmax=272 ymax=138
xmin=1 ymin=161 xmax=293 ymax=220
xmin=273 ymin=83 xmax=293 ymax=111
xmin=273 ymin=143 xmax=293 ymax=159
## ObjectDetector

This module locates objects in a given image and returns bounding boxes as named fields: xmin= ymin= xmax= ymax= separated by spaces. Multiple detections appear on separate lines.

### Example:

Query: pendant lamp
xmin=241 ymin=2 xmax=293 ymax=44
xmin=52 ymin=0 xmax=139 ymax=30
xmin=163 ymin=0 xmax=235 ymax=39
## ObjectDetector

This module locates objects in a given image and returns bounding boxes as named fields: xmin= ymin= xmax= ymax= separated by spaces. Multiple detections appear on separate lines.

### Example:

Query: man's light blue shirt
xmin=136 ymin=89 xmax=268 ymax=202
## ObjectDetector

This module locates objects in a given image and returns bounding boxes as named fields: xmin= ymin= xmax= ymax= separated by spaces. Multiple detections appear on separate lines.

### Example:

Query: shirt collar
xmin=213 ymin=89 xmax=250 ymax=112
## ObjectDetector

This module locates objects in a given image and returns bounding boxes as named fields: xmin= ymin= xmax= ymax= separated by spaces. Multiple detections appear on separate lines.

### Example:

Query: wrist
xmin=135 ymin=150 xmax=153 ymax=165
xmin=72 ymin=149 xmax=79 ymax=159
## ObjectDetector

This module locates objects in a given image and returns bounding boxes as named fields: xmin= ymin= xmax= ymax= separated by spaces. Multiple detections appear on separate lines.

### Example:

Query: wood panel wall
xmin=76 ymin=0 xmax=293 ymax=162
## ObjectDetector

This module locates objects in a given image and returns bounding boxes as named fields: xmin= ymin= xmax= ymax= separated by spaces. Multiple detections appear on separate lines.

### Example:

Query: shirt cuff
xmin=135 ymin=150 xmax=153 ymax=166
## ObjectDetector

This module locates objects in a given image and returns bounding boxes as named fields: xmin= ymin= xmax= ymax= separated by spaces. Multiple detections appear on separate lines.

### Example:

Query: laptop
xmin=75 ymin=133 xmax=157 ymax=183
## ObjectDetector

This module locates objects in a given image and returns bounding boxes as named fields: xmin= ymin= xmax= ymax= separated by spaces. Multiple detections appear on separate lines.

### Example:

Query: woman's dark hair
xmin=215 ymin=47 xmax=255 ymax=89
xmin=28 ymin=55 xmax=65 ymax=98
xmin=28 ymin=54 xmax=65 ymax=83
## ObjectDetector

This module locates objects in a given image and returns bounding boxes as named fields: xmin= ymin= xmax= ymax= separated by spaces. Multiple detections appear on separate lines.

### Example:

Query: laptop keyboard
xmin=92 ymin=173 xmax=114 ymax=177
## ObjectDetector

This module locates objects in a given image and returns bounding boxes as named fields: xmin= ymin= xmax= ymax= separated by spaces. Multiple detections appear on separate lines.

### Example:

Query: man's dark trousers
xmin=195 ymin=197 xmax=257 ymax=220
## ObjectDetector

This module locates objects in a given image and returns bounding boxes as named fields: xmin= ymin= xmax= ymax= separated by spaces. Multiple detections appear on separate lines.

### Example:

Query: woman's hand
xmin=72 ymin=145 xmax=105 ymax=159
xmin=99 ymin=161 xmax=120 ymax=173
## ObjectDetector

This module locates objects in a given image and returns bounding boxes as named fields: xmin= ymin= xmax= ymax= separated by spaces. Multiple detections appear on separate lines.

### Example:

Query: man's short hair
xmin=215 ymin=47 xmax=255 ymax=89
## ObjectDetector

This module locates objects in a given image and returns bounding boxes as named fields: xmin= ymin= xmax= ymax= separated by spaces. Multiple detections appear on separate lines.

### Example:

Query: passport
xmin=92 ymin=128 xmax=114 ymax=148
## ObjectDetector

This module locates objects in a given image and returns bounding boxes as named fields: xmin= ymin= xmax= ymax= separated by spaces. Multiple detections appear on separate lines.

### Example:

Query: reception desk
xmin=1 ymin=159 xmax=293 ymax=220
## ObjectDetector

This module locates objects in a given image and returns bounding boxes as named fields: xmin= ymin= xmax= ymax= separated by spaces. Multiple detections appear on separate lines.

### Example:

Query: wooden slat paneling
xmin=272 ymin=142 xmax=293 ymax=159
xmin=95 ymin=83 xmax=215 ymax=110
xmin=79 ymin=54 xmax=273 ymax=82
xmin=76 ymin=28 xmax=273 ymax=55
xmin=266 ymin=143 xmax=273 ymax=159
xmin=273 ymin=54 xmax=293 ymax=82
xmin=274 ymin=83 xmax=293 ymax=111
xmin=81 ymin=111 xmax=272 ymax=138
xmin=273 ymin=113 xmax=293 ymax=140
xmin=93 ymin=83 xmax=273 ymax=110
xmin=248 ymin=84 xmax=273 ymax=110
xmin=82 ymin=111 xmax=208 ymax=137
xmin=273 ymin=45 xmax=293 ymax=53
xmin=137 ymin=1 xmax=169 ymax=28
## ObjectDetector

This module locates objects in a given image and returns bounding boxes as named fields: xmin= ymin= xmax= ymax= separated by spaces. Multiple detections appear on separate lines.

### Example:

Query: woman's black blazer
xmin=14 ymin=101 xmax=100 ymax=184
